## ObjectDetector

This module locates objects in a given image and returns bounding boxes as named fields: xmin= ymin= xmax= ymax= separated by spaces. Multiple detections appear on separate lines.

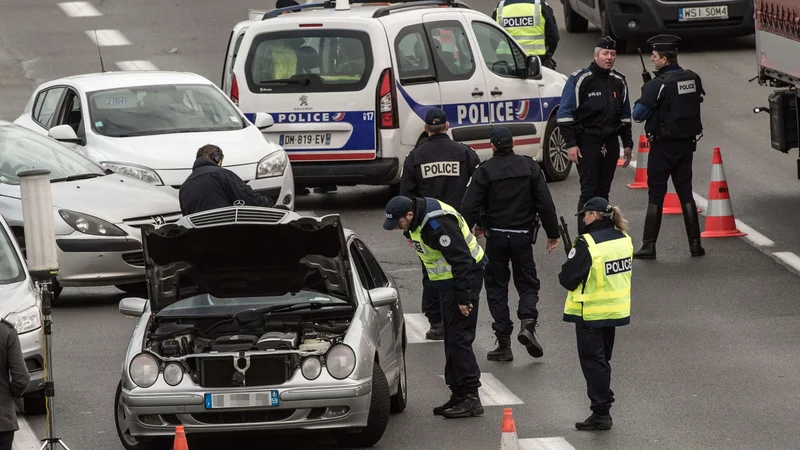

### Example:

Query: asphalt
xmin=2 ymin=1 xmax=800 ymax=449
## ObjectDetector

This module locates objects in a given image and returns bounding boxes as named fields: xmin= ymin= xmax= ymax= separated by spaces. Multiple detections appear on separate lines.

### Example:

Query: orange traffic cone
xmin=626 ymin=135 xmax=649 ymax=189
xmin=173 ymin=425 xmax=189 ymax=450
xmin=617 ymin=155 xmax=624 ymax=166
xmin=701 ymin=147 xmax=746 ymax=238
xmin=500 ymin=408 xmax=520 ymax=450
xmin=662 ymin=176 xmax=702 ymax=215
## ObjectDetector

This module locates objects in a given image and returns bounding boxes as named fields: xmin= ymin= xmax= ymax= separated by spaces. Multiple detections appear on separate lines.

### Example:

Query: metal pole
xmin=38 ymin=282 xmax=70 ymax=450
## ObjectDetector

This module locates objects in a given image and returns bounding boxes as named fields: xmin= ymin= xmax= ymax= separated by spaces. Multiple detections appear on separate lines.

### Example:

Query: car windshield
xmin=86 ymin=84 xmax=247 ymax=138
xmin=0 ymin=125 xmax=106 ymax=185
xmin=0 ymin=225 xmax=24 ymax=285
xmin=157 ymin=290 xmax=349 ymax=317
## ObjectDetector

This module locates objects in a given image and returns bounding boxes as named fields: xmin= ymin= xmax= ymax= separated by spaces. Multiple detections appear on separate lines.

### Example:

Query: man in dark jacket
xmin=179 ymin=144 xmax=278 ymax=215
xmin=0 ymin=319 xmax=31 ymax=450
xmin=461 ymin=127 xmax=560 ymax=362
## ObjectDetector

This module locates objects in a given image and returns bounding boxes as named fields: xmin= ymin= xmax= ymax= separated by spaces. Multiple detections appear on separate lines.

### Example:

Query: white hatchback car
xmin=14 ymin=71 xmax=295 ymax=209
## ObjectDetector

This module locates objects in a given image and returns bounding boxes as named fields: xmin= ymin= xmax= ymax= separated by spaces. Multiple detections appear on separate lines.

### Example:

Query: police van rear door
xmin=222 ymin=15 xmax=258 ymax=95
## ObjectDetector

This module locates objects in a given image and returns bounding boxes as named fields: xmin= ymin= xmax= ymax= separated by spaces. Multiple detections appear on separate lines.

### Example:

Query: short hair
xmin=427 ymin=123 xmax=446 ymax=134
xmin=197 ymin=144 xmax=221 ymax=159
xmin=655 ymin=50 xmax=678 ymax=65
xmin=594 ymin=47 xmax=616 ymax=56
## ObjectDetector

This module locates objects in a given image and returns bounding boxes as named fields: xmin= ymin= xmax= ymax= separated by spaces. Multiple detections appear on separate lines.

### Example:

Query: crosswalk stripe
xmin=519 ymin=437 xmax=577 ymax=449
xmin=404 ymin=313 xmax=440 ymax=344
xmin=438 ymin=373 xmax=524 ymax=406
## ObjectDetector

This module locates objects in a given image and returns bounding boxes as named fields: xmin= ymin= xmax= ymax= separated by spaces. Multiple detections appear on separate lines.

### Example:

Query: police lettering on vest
xmin=421 ymin=161 xmax=461 ymax=179
xmin=604 ymin=257 xmax=632 ymax=276
xmin=677 ymin=80 xmax=696 ymax=94
xmin=651 ymin=70 xmax=703 ymax=139
xmin=502 ymin=16 xmax=535 ymax=27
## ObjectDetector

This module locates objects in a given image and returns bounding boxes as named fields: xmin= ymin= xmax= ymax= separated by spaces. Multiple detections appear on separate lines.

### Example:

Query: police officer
xmin=179 ymin=144 xmax=281 ymax=215
xmin=384 ymin=195 xmax=487 ymax=419
xmin=400 ymin=107 xmax=481 ymax=341
xmin=461 ymin=127 xmax=560 ymax=362
xmin=558 ymin=197 xmax=633 ymax=431
xmin=0 ymin=319 xmax=31 ymax=449
xmin=632 ymin=34 xmax=706 ymax=259
xmin=492 ymin=0 xmax=560 ymax=69
xmin=557 ymin=36 xmax=634 ymax=234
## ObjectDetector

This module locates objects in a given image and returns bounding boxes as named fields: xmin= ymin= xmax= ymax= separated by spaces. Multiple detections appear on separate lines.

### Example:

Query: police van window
xmin=32 ymin=87 xmax=66 ymax=128
xmin=245 ymin=30 xmax=373 ymax=94
xmin=395 ymin=25 xmax=436 ymax=83
xmin=471 ymin=22 xmax=525 ymax=78
xmin=425 ymin=22 xmax=475 ymax=82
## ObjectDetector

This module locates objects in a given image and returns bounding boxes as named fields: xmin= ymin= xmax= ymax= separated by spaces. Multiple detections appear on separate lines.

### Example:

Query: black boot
xmin=433 ymin=394 xmax=462 ymax=416
xmin=575 ymin=412 xmax=613 ymax=431
xmin=426 ymin=322 xmax=444 ymax=340
xmin=441 ymin=393 xmax=484 ymax=418
xmin=634 ymin=204 xmax=662 ymax=260
xmin=517 ymin=319 xmax=543 ymax=358
xmin=682 ymin=201 xmax=706 ymax=257
xmin=487 ymin=334 xmax=513 ymax=361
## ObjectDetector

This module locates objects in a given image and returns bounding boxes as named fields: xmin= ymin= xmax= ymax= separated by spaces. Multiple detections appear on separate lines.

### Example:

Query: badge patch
xmin=568 ymin=248 xmax=576 ymax=259
xmin=439 ymin=235 xmax=451 ymax=247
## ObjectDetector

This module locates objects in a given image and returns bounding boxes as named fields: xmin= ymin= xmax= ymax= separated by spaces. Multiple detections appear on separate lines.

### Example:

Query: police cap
xmin=491 ymin=127 xmax=514 ymax=150
xmin=576 ymin=197 xmax=612 ymax=216
xmin=595 ymin=36 xmax=616 ymax=50
xmin=383 ymin=196 xmax=413 ymax=230
xmin=648 ymin=34 xmax=681 ymax=52
xmin=425 ymin=107 xmax=447 ymax=126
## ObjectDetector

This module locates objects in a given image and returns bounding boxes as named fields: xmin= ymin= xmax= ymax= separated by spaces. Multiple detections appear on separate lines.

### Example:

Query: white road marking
xmin=438 ymin=373 xmax=524 ymax=406
xmin=404 ymin=313 xmax=438 ymax=344
xmin=85 ymin=29 xmax=130 ymax=46
xmin=519 ymin=437 xmax=577 ymax=450
xmin=13 ymin=416 xmax=39 ymax=450
xmin=386 ymin=268 xmax=419 ymax=274
xmin=116 ymin=60 xmax=158 ymax=71
xmin=735 ymin=219 xmax=775 ymax=247
xmin=773 ymin=252 xmax=800 ymax=274
xmin=58 ymin=1 xmax=101 ymax=17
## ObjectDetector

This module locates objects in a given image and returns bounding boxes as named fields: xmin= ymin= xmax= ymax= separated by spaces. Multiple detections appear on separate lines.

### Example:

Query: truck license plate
xmin=279 ymin=133 xmax=331 ymax=147
xmin=204 ymin=391 xmax=279 ymax=409
xmin=678 ymin=5 xmax=728 ymax=21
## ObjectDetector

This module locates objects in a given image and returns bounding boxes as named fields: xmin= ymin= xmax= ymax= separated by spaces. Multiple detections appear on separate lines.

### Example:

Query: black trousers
xmin=576 ymin=322 xmax=616 ymax=415
xmin=0 ymin=431 xmax=13 ymax=450
xmin=647 ymin=138 xmax=696 ymax=207
xmin=576 ymin=136 xmax=620 ymax=231
xmin=439 ymin=264 xmax=484 ymax=397
xmin=484 ymin=231 xmax=540 ymax=336
xmin=420 ymin=260 xmax=441 ymax=325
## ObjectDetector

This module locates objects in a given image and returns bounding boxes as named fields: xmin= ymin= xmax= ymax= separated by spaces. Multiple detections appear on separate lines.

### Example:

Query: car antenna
xmin=93 ymin=29 xmax=106 ymax=72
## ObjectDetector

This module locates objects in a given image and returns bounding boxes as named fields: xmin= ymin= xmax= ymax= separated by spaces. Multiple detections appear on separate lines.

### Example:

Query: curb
xmin=12 ymin=416 xmax=40 ymax=450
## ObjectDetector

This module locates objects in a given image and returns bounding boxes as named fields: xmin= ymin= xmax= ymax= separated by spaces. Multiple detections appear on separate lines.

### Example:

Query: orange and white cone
xmin=662 ymin=176 xmax=702 ymax=215
xmin=626 ymin=135 xmax=649 ymax=189
xmin=500 ymin=408 xmax=520 ymax=450
xmin=173 ymin=425 xmax=189 ymax=450
xmin=701 ymin=147 xmax=746 ymax=238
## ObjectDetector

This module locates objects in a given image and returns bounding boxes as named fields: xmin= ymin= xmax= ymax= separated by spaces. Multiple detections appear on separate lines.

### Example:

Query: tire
xmin=21 ymin=390 xmax=47 ymax=415
xmin=389 ymin=347 xmax=408 ymax=413
xmin=563 ymin=0 xmax=588 ymax=33
xmin=540 ymin=114 xmax=572 ymax=182
xmin=114 ymin=382 xmax=170 ymax=450
xmin=331 ymin=361 xmax=391 ymax=448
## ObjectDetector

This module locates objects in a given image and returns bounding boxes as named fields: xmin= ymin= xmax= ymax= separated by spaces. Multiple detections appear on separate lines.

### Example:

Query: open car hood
xmin=140 ymin=207 xmax=353 ymax=313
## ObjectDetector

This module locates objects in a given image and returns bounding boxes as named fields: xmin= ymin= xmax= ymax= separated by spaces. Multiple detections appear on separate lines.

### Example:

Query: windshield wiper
xmin=234 ymin=301 xmax=343 ymax=324
xmin=259 ymin=78 xmax=310 ymax=85
xmin=50 ymin=173 xmax=104 ymax=182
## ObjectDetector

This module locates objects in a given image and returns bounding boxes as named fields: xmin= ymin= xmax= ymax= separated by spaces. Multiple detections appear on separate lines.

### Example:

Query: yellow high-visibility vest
xmin=495 ymin=0 xmax=547 ymax=55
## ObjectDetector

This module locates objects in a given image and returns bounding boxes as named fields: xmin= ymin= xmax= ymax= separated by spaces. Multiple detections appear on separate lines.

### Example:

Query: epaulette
xmin=610 ymin=69 xmax=626 ymax=79
xmin=570 ymin=68 xmax=589 ymax=78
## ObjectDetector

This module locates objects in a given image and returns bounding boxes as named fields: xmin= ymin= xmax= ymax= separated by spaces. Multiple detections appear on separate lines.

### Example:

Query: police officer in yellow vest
xmin=384 ymin=195 xmax=487 ymax=419
xmin=492 ymin=0 xmax=560 ymax=69
xmin=558 ymin=197 xmax=632 ymax=431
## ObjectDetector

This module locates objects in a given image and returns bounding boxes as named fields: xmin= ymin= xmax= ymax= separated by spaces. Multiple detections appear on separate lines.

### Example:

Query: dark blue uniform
xmin=179 ymin=158 xmax=275 ymax=215
xmin=557 ymin=50 xmax=633 ymax=234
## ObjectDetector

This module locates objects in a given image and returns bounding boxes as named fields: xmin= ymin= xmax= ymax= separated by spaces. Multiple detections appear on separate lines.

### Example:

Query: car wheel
xmin=540 ymin=114 xmax=572 ymax=182
xmin=114 ymin=382 xmax=170 ymax=450
xmin=563 ymin=0 xmax=588 ymax=32
xmin=331 ymin=361 xmax=391 ymax=448
xmin=21 ymin=390 xmax=47 ymax=415
xmin=389 ymin=348 xmax=408 ymax=413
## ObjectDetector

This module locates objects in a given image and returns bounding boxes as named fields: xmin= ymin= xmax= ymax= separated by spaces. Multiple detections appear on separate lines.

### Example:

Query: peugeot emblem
xmin=299 ymin=95 xmax=308 ymax=106
xmin=152 ymin=215 xmax=165 ymax=225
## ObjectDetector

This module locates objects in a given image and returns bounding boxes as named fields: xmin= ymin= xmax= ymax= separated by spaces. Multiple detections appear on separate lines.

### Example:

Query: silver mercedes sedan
xmin=114 ymin=207 xmax=407 ymax=449
xmin=0 ymin=121 xmax=182 ymax=301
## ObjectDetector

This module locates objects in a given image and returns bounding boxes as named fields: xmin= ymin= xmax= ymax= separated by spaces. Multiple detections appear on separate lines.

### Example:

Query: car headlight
xmin=100 ymin=162 xmax=164 ymax=186
xmin=58 ymin=209 xmax=127 ymax=237
xmin=301 ymin=357 xmax=322 ymax=380
xmin=163 ymin=363 xmax=184 ymax=386
xmin=5 ymin=306 xmax=42 ymax=334
xmin=326 ymin=344 xmax=356 ymax=380
xmin=256 ymin=151 xmax=288 ymax=179
xmin=130 ymin=353 xmax=160 ymax=388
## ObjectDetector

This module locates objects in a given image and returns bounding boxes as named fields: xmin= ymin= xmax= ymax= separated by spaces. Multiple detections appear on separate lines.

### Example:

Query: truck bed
xmin=756 ymin=0 xmax=800 ymax=85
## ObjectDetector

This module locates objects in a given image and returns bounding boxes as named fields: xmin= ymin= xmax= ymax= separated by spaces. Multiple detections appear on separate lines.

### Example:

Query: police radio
xmin=638 ymin=48 xmax=652 ymax=83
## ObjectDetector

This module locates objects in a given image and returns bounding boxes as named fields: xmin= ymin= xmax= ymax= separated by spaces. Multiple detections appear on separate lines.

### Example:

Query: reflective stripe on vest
xmin=495 ymin=0 xmax=546 ymax=55
xmin=563 ymin=232 xmax=634 ymax=322
xmin=409 ymin=199 xmax=485 ymax=281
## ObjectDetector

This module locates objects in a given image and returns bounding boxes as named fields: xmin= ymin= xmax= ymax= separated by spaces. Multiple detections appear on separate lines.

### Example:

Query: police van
xmin=221 ymin=0 xmax=571 ymax=192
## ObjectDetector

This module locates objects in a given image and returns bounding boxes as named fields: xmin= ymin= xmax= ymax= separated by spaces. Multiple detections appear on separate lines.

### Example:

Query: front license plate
xmin=279 ymin=132 xmax=331 ymax=147
xmin=678 ymin=5 xmax=728 ymax=21
xmin=204 ymin=391 xmax=279 ymax=409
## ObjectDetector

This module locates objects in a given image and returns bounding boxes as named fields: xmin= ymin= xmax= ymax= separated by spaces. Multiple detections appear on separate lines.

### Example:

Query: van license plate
xmin=204 ymin=391 xmax=279 ymax=409
xmin=678 ymin=5 xmax=728 ymax=21
xmin=279 ymin=133 xmax=332 ymax=147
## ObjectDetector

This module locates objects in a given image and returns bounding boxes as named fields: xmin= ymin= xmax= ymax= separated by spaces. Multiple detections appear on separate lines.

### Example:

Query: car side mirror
xmin=526 ymin=55 xmax=542 ymax=80
xmin=369 ymin=287 xmax=399 ymax=308
xmin=119 ymin=297 xmax=147 ymax=317
xmin=253 ymin=112 xmax=275 ymax=130
xmin=48 ymin=124 xmax=83 ymax=144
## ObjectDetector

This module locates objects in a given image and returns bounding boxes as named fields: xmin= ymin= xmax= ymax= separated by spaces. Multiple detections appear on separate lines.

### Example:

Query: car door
xmin=15 ymin=86 xmax=67 ymax=136
xmin=221 ymin=22 xmax=252 ymax=95
xmin=469 ymin=18 xmax=544 ymax=159
xmin=421 ymin=14 xmax=493 ymax=154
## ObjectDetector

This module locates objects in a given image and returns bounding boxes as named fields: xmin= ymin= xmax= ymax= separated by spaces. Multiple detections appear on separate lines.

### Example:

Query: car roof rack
xmin=262 ymin=0 xmax=471 ymax=20
xmin=263 ymin=2 xmax=331 ymax=19
xmin=371 ymin=0 xmax=472 ymax=17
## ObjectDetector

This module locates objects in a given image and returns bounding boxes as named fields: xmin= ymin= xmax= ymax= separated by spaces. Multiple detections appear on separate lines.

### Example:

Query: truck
xmin=753 ymin=0 xmax=800 ymax=178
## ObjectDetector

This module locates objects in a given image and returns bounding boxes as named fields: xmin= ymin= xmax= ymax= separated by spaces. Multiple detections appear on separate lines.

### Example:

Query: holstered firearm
xmin=558 ymin=215 xmax=572 ymax=256
xmin=530 ymin=214 xmax=541 ymax=245
xmin=638 ymin=48 xmax=652 ymax=83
